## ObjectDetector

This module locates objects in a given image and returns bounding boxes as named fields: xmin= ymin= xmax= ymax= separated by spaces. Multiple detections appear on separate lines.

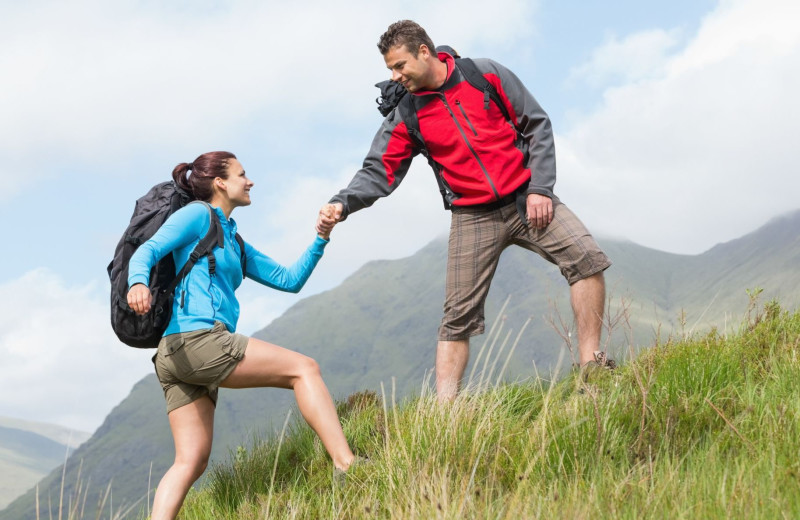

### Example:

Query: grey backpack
xmin=107 ymin=182 xmax=244 ymax=348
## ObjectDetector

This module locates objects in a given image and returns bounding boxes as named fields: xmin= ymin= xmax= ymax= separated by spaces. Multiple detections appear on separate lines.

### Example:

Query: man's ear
xmin=418 ymin=44 xmax=430 ymax=59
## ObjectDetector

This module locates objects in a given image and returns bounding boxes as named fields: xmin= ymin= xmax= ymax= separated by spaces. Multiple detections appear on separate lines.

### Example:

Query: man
xmin=317 ymin=20 xmax=613 ymax=401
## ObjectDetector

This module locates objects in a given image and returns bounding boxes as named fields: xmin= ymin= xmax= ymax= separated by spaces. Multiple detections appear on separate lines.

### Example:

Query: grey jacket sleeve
xmin=329 ymin=108 xmax=417 ymax=220
xmin=479 ymin=58 xmax=557 ymax=199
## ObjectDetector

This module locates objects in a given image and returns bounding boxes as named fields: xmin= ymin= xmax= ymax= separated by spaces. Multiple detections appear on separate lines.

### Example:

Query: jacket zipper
xmin=440 ymin=94 xmax=500 ymax=200
xmin=455 ymin=100 xmax=478 ymax=136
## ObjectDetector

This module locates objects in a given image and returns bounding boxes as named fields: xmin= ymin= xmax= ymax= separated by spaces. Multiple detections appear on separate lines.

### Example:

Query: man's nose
xmin=391 ymin=69 xmax=402 ymax=82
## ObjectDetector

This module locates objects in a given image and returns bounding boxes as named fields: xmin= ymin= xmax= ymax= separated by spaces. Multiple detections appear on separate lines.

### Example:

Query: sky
xmin=0 ymin=0 xmax=798 ymax=434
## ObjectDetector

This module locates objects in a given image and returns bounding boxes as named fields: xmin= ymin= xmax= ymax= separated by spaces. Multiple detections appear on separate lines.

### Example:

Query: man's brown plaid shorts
xmin=438 ymin=200 xmax=611 ymax=341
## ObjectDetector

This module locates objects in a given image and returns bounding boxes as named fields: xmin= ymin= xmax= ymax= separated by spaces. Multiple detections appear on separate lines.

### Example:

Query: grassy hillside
xmin=178 ymin=299 xmax=800 ymax=519
xmin=20 ymin=299 xmax=800 ymax=519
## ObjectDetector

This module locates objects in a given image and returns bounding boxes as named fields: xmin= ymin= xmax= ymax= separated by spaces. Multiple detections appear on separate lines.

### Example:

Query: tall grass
xmin=173 ymin=298 xmax=800 ymax=519
xmin=34 ymin=456 xmax=147 ymax=520
xmin=35 ymin=298 xmax=800 ymax=519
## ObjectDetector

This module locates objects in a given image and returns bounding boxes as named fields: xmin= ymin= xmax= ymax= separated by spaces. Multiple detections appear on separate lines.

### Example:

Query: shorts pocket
xmin=160 ymin=334 xmax=194 ymax=379
xmin=218 ymin=332 xmax=246 ymax=360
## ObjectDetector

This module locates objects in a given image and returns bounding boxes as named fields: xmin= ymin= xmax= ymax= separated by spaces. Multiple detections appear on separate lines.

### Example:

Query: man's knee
xmin=438 ymin=309 xmax=485 ymax=341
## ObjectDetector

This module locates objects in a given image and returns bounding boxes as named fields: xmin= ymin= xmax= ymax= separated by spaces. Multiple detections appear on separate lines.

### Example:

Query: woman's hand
xmin=127 ymin=283 xmax=152 ymax=315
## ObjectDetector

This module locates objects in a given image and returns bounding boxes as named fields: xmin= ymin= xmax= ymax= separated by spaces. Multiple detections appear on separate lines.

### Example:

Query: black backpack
xmin=107 ymin=181 xmax=246 ymax=348
xmin=374 ymin=46 xmax=519 ymax=209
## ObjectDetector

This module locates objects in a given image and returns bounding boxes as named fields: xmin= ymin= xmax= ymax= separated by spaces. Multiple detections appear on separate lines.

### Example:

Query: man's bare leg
xmin=570 ymin=272 xmax=606 ymax=366
xmin=436 ymin=339 xmax=470 ymax=402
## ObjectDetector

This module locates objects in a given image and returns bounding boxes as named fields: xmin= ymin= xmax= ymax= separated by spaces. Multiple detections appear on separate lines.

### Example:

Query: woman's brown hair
xmin=172 ymin=151 xmax=237 ymax=201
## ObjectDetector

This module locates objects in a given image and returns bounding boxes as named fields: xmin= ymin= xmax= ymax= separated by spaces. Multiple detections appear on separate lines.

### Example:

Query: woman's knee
xmin=174 ymin=454 xmax=209 ymax=480
xmin=296 ymin=354 xmax=321 ymax=380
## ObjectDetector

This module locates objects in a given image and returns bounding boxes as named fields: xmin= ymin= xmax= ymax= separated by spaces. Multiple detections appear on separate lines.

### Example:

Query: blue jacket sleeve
xmin=127 ymin=204 xmax=208 ymax=288
xmin=243 ymin=235 xmax=328 ymax=293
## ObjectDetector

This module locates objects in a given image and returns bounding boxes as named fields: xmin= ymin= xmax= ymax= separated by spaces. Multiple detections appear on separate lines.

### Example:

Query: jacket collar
xmin=412 ymin=51 xmax=455 ymax=96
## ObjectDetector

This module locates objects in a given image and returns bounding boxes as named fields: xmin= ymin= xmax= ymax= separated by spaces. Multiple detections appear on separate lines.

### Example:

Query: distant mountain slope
xmin=0 ymin=418 xmax=90 ymax=510
xmin=671 ymin=210 xmax=800 ymax=325
xmin=0 ymin=417 xmax=90 ymax=449
xmin=3 ymin=209 xmax=799 ymax=519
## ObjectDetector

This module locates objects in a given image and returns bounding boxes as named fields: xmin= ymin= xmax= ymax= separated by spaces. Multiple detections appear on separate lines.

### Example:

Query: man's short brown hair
xmin=378 ymin=20 xmax=435 ymax=57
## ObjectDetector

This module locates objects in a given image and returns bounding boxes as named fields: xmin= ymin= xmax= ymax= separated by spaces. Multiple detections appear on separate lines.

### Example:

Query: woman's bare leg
xmin=221 ymin=338 xmax=355 ymax=470
xmin=151 ymin=396 xmax=215 ymax=520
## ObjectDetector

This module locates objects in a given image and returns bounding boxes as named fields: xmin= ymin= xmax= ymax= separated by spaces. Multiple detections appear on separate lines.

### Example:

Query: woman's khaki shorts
xmin=153 ymin=322 xmax=249 ymax=413
xmin=438 ymin=201 xmax=611 ymax=341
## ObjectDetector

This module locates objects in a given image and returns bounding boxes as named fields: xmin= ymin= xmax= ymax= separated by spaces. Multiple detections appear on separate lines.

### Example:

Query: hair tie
xmin=186 ymin=163 xmax=194 ymax=170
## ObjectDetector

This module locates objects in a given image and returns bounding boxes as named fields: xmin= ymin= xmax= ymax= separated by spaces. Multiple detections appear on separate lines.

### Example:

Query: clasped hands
xmin=316 ymin=202 xmax=343 ymax=240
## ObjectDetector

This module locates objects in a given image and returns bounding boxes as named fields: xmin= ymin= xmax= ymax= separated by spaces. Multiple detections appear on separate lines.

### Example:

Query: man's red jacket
xmin=331 ymin=52 xmax=557 ymax=218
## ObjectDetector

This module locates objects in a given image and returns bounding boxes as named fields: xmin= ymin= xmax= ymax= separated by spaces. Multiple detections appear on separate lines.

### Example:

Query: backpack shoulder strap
xmin=396 ymin=95 xmax=452 ymax=209
xmin=235 ymin=233 xmax=247 ymax=278
xmin=454 ymin=57 xmax=512 ymax=123
xmin=397 ymin=95 xmax=425 ymax=152
xmin=162 ymin=203 xmax=223 ymax=297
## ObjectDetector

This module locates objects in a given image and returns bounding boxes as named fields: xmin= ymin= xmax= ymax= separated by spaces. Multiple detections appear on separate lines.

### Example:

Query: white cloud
xmin=568 ymin=29 xmax=682 ymax=88
xmin=557 ymin=0 xmax=800 ymax=254
xmin=0 ymin=0 xmax=532 ymax=427
xmin=0 ymin=0 xmax=538 ymax=200
xmin=0 ymin=270 xmax=153 ymax=432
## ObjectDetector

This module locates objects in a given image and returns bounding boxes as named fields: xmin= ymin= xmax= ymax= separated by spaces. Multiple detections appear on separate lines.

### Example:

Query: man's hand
xmin=526 ymin=193 xmax=553 ymax=230
xmin=127 ymin=283 xmax=152 ymax=315
xmin=316 ymin=202 xmax=343 ymax=238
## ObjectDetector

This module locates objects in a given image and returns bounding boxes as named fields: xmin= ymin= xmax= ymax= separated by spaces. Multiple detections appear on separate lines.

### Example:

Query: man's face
xmin=383 ymin=44 xmax=432 ymax=93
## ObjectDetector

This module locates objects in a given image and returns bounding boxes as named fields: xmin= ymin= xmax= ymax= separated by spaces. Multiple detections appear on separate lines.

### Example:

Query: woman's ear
xmin=215 ymin=177 xmax=226 ymax=190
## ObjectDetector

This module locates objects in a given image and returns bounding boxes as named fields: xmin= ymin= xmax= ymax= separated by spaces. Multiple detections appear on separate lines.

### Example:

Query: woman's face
xmin=222 ymin=159 xmax=254 ymax=207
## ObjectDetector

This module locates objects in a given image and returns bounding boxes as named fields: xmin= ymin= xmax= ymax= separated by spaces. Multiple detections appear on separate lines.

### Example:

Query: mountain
xmin=3 ymin=209 xmax=799 ymax=519
xmin=0 ymin=418 xmax=90 ymax=510
xmin=0 ymin=417 xmax=91 ymax=449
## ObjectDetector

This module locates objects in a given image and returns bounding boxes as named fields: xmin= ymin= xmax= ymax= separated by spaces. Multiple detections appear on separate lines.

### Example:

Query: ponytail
xmin=171 ymin=152 xmax=236 ymax=202
xmin=171 ymin=162 xmax=194 ymax=197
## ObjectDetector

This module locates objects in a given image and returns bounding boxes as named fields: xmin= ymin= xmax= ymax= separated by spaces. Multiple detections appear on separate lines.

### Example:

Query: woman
xmin=127 ymin=151 xmax=355 ymax=520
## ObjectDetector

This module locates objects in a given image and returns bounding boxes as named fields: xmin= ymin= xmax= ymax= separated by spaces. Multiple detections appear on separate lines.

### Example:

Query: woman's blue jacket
xmin=127 ymin=203 xmax=327 ymax=335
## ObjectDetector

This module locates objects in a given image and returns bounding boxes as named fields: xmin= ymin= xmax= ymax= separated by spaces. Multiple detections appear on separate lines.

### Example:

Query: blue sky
xmin=0 ymin=0 xmax=797 ymax=433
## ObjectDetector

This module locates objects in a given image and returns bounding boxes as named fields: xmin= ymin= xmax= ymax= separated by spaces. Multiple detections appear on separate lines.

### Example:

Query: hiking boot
xmin=580 ymin=351 xmax=617 ymax=383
